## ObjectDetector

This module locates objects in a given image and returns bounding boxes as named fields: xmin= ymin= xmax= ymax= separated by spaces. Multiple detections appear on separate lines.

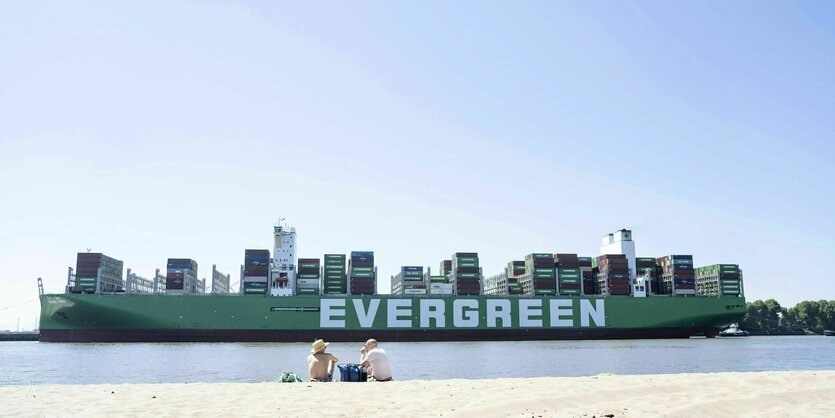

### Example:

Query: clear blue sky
xmin=1 ymin=1 xmax=834 ymax=330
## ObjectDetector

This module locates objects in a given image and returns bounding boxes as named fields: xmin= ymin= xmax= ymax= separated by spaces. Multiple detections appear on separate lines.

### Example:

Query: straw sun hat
xmin=311 ymin=339 xmax=329 ymax=353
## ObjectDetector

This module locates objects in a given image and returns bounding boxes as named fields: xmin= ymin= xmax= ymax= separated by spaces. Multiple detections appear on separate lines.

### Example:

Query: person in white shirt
xmin=359 ymin=338 xmax=392 ymax=382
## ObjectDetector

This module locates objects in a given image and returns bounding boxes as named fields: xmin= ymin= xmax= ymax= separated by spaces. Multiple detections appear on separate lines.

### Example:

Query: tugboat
xmin=824 ymin=330 xmax=834 ymax=337
xmin=719 ymin=323 xmax=750 ymax=337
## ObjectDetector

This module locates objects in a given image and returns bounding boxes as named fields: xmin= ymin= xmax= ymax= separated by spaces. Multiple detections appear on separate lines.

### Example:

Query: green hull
xmin=38 ymin=294 xmax=746 ymax=342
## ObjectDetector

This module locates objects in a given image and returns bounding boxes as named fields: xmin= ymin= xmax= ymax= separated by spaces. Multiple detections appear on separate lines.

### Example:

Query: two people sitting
xmin=306 ymin=338 xmax=392 ymax=382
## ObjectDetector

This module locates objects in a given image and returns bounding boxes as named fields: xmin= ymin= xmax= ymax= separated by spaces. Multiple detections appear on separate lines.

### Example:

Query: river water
xmin=1 ymin=336 xmax=833 ymax=385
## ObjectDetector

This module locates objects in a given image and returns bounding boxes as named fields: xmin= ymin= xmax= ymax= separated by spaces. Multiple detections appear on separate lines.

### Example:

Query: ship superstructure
xmin=270 ymin=221 xmax=296 ymax=296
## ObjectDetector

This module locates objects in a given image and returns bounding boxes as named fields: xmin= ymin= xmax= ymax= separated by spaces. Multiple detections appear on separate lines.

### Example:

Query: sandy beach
xmin=1 ymin=371 xmax=832 ymax=417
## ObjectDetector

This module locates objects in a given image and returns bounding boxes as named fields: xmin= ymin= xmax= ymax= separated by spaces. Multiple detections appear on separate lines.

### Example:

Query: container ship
xmin=37 ymin=225 xmax=746 ymax=342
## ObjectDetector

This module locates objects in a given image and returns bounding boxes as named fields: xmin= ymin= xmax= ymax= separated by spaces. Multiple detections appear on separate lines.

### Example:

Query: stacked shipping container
xmin=452 ymin=252 xmax=481 ymax=295
xmin=579 ymin=257 xmax=595 ymax=295
xmin=526 ymin=253 xmax=556 ymax=296
xmin=242 ymin=250 xmax=269 ymax=295
xmin=428 ymin=266 xmax=453 ymax=295
xmin=658 ymin=255 xmax=696 ymax=296
xmin=349 ymin=251 xmax=376 ymax=295
xmin=439 ymin=260 xmax=452 ymax=279
xmin=428 ymin=277 xmax=453 ymax=295
xmin=506 ymin=261 xmax=525 ymax=295
xmin=167 ymin=258 xmax=198 ymax=293
xmin=75 ymin=253 xmax=124 ymax=293
xmin=696 ymin=264 xmax=743 ymax=297
xmin=391 ymin=266 xmax=426 ymax=295
xmin=323 ymin=254 xmax=347 ymax=295
xmin=595 ymin=254 xmax=630 ymax=296
xmin=635 ymin=257 xmax=660 ymax=294
xmin=296 ymin=258 xmax=321 ymax=295
xmin=554 ymin=254 xmax=581 ymax=296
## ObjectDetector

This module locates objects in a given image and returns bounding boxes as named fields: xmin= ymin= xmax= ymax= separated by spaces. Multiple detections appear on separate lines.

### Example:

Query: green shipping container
xmin=298 ymin=263 xmax=320 ymax=269
xmin=526 ymin=253 xmax=553 ymax=259
xmin=324 ymin=282 xmax=346 ymax=288
xmin=456 ymin=273 xmax=480 ymax=279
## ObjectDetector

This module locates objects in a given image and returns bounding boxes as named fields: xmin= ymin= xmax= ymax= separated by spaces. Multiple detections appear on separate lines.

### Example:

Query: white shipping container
xmin=296 ymin=282 xmax=320 ymax=289
xmin=243 ymin=276 xmax=269 ymax=282
xmin=296 ymin=278 xmax=320 ymax=286
xmin=404 ymin=289 xmax=427 ymax=295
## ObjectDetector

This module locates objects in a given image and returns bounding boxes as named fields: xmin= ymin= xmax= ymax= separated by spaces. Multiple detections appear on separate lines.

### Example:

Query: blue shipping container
xmin=245 ymin=255 xmax=270 ymax=266
xmin=350 ymin=251 xmax=374 ymax=262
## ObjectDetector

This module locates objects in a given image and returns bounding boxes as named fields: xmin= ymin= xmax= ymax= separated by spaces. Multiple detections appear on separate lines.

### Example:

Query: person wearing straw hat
xmin=307 ymin=339 xmax=338 ymax=382
xmin=359 ymin=338 xmax=392 ymax=382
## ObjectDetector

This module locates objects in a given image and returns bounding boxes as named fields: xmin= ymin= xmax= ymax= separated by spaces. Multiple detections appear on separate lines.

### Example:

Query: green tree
xmin=743 ymin=300 xmax=781 ymax=334
xmin=742 ymin=300 xmax=764 ymax=333
xmin=792 ymin=300 xmax=821 ymax=332
xmin=763 ymin=299 xmax=784 ymax=334
xmin=743 ymin=299 xmax=835 ymax=335
xmin=820 ymin=300 xmax=835 ymax=331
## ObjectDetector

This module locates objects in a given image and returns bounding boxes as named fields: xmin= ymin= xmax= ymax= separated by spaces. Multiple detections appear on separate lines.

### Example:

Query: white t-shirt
xmin=365 ymin=347 xmax=392 ymax=380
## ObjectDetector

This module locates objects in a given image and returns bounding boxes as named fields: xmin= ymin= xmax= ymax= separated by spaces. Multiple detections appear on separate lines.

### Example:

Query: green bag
xmin=276 ymin=371 xmax=302 ymax=383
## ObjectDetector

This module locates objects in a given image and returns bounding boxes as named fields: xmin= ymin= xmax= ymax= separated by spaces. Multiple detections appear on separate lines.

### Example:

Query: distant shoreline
xmin=1 ymin=371 xmax=833 ymax=417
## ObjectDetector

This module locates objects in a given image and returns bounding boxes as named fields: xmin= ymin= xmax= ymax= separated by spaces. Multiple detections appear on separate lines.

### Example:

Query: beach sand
xmin=1 ymin=371 xmax=833 ymax=417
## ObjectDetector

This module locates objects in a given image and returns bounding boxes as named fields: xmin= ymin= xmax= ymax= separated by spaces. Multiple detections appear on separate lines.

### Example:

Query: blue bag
xmin=337 ymin=363 xmax=367 ymax=382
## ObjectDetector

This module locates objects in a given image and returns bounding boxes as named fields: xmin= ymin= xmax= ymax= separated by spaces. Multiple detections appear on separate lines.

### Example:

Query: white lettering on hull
xmin=486 ymin=299 xmax=512 ymax=327
xmin=353 ymin=299 xmax=380 ymax=328
xmin=518 ymin=299 xmax=543 ymax=327
xmin=453 ymin=300 xmax=479 ymax=327
xmin=419 ymin=299 xmax=445 ymax=328
xmin=320 ymin=299 xmax=346 ymax=328
xmin=580 ymin=299 xmax=605 ymax=327
xmin=318 ymin=298 xmax=607 ymax=329
xmin=549 ymin=299 xmax=573 ymax=327
xmin=387 ymin=299 xmax=412 ymax=327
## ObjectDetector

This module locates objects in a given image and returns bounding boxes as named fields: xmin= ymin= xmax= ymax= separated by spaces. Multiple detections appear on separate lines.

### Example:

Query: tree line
xmin=742 ymin=299 xmax=835 ymax=335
